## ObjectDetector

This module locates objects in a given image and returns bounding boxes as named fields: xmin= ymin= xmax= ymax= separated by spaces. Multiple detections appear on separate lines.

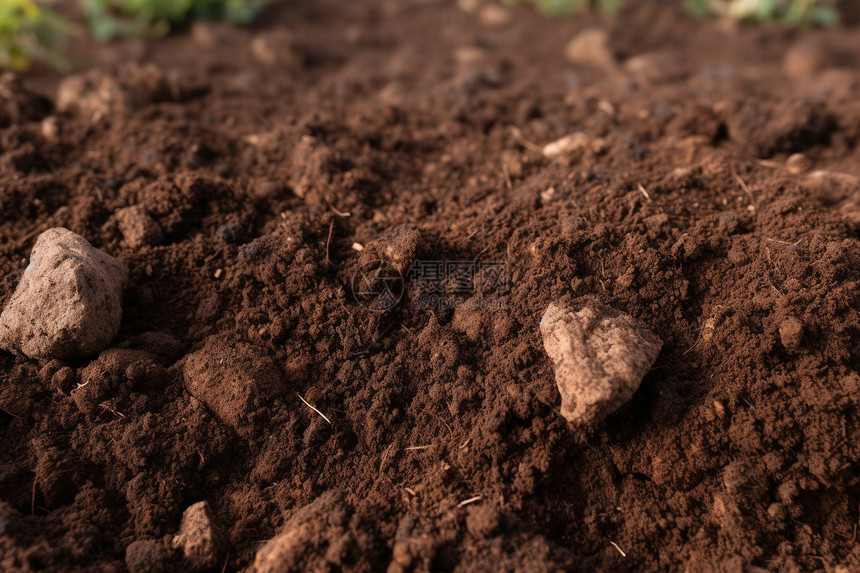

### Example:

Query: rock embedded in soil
xmin=360 ymin=224 xmax=425 ymax=276
xmin=250 ymin=29 xmax=305 ymax=68
xmin=114 ymin=205 xmax=163 ymax=249
xmin=40 ymin=116 xmax=59 ymax=140
xmin=624 ymin=52 xmax=684 ymax=84
xmin=478 ymin=4 xmax=511 ymax=28
xmin=0 ymin=228 xmax=127 ymax=361
xmin=564 ymin=28 xmax=615 ymax=70
xmin=540 ymin=301 xmax=662 ymax=425
xmin=253 ymin=527 xmax=310 ymax=573
xmin=252 ymin=492 xmax=347 ymax=573
xmin=172 ymin=502 xmax=222 ymax=572
xmin=181 ymin=337 xmax=287 ymax=437
xmin=783 ymin=37 xmax=833 ymax=78
xmin=379 ymin=225 xmax=425 ymax=274
xmin=786 ymin=153 xmax=811 ymax=175
xmin=779 ymin=316 xmax=804 ymax=354
xmin=542 ymin=132 xmax=589 ymax=159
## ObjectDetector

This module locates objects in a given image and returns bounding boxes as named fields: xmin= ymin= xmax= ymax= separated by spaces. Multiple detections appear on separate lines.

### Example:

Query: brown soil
xmin=1 ymin=0 xmax=860 ymax=571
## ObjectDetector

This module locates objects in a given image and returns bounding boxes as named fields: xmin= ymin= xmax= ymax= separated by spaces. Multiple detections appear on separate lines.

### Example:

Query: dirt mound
xmin=1 ymin=0 xmax=859 ymax=571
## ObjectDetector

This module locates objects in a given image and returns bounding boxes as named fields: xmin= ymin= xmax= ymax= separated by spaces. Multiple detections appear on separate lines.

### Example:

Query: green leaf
xmin=82 ymin=0 xmax=261 ymax=39
xmin=0 ymin=0 xmax=67 ymax=71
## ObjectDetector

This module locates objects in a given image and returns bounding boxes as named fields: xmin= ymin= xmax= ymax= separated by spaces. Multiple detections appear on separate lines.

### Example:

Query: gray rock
xmin=0 ymin=228 xmax=127 ymax=360
xmin=540 ymin=301 xmax=662 ymax=425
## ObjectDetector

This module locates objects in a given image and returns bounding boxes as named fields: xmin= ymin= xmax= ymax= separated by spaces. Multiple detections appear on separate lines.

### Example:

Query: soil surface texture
xmin=1 ymin=0 xmax=860 ymax=571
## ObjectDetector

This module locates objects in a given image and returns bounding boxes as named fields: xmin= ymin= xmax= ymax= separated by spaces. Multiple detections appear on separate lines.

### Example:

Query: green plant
xmin=0 ymin=0 xmax=67 ymax=71
xmin=82 ymin=0 xmax=263 ymax=40
xmin=507 ymin=0 xmax=839 ymax=24
xmin=686 ymin=0 xmax=839 ymax=26
xmin=507 ymin=0 xmax=626 ymax=16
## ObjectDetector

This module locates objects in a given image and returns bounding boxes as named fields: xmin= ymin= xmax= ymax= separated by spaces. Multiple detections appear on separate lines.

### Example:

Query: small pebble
xmin=251 ymin=29 xmax=304 ymax=67
xmin=542 ymin=132 xmax=588 ymax=159
xmin=172 ymin=502 xmax=222 ymax=572
xmin=564 ymin=28 xmax=615 ymax=70
xmin=783 ymin=37 xmax=831 ymax=78
xmin=376 ymin=225 xmax=424 ymax=274
xmin=702 ymin=317 xmax=717 ymax=342
xmin=251 ymin=493 xmax=342 ymax=573
xmin=41 ymin=116 xmax=59 ymax=140
xmin=115 ymin=205 xmax=163 ymax=248
xmin=786 ymin=153 xmax=811 ymax=175
xmin=779 ymin=316 xmax=804 ymax=354
xmin=478 ymin=4 xmax=511 ymax=28
xmin=624 ymin=52 xmax=683 ymax=84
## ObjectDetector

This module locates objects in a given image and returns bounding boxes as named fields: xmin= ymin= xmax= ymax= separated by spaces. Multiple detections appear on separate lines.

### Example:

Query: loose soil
xmin=1 ymin=0 xmax=859 ymax=571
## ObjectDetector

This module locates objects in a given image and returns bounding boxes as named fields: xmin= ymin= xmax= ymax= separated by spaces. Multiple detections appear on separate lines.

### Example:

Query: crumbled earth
xmin=1 ymin=0 xmax=859 ymax=571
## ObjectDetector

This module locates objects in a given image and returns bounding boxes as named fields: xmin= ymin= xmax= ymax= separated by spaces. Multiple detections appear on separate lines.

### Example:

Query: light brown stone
xmin=779 ymin=316 xmax=804 ymax=354
xmin=564 ymin=28 xmax=615 ymax=70
xmin=540 ymin=301 xmax=662 ymax=425
xmin=115 ymin=205 xmax=163 ymax=248
xmin=0 ymin=228 xmax=127 ymax=360
xmin=172 ymin=502 xmax=222 ymax=572
xmin=251 ymin=30 xmax=304 ymax=67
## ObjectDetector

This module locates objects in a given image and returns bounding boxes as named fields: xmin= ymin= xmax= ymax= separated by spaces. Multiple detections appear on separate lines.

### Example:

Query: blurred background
xmin=1 ymin=0 xmax=856 ymax=73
